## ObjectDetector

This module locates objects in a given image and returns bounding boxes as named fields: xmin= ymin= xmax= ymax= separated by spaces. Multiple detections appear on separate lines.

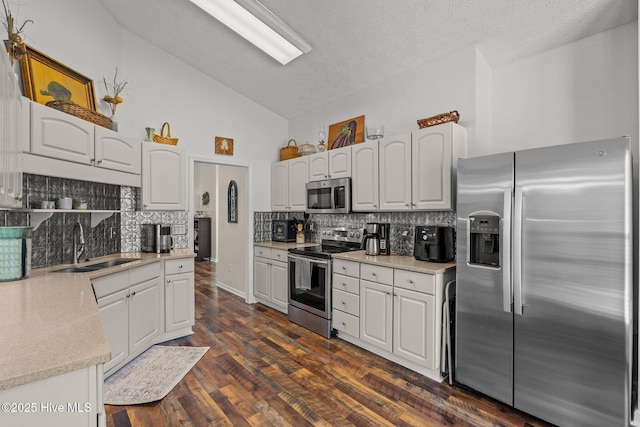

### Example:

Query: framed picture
xmin=19 ymin=45 xmax=97 ymax=110
xmin=328 ymin=115 xmax=365 ymax=150
xmin=215 ymin=136 xmax=234 ymax=155
xmin=228 ymin=180 xmax=238 ymax=223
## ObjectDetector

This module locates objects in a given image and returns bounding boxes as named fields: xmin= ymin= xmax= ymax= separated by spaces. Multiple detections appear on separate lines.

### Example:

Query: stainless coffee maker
xmin=364 ymin=223 xmax=380 ymax=255
xmin=363 ymin=222 xmax=391 ymax=255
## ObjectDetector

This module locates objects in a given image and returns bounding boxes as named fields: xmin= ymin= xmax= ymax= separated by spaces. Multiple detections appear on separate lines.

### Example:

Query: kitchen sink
xmin=54 ymin=258 xmax=140 ymax=273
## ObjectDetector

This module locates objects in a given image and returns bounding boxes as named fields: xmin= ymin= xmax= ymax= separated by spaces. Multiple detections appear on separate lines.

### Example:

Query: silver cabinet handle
xmin=179 ymin=264 xmax=183 ymax=269
xmin=409 ymin=279 xmax=414 ymax=284
xmin=90 ymin=158 xmax=95 ymax=164
xmin=97 ymin=159 xmax=103 ymax=165
xmin=372 ymin=272 xmax=377 ymax=276
xmin=167 ymin=279 xmax=172 ymax=284
xmin=341 ymin=300 xmax=346 ymax=304
xmin=131 ymin=291 xmax=136 ymax=296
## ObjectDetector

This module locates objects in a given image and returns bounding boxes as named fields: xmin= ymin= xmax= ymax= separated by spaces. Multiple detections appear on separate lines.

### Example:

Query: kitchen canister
xmin=0 ymin=227 xmax=32 ymax=282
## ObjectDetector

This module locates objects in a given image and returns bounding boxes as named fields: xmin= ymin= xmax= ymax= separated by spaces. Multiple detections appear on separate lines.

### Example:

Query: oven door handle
xmin=288 ymin=254 xmax=330 ymax=266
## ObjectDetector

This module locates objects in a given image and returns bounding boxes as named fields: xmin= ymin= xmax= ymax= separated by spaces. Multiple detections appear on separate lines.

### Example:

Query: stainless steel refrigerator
xmin=455 ymin=137 xmax=633 ymax=427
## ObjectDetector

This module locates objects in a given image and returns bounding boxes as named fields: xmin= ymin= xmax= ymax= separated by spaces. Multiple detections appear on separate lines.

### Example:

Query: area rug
xmin=103 ymin=345 xmax=209 ymax=405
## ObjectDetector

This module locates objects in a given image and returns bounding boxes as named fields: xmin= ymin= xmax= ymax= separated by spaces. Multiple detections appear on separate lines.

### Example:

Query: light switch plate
xmin=172 ymin=224 xmax=186 ymax=235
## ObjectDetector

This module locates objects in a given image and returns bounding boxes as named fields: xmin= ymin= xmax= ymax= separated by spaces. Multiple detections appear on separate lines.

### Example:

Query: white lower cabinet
xmin=0 ymin=364 xmax=104 ymax=427
xmin=94 ymin=257 xmax=195 ymax=378
xmin=95 ymin=262 xmax=162 ymax=376
xmin=164 ymin=258 xmax=195 ymax=333
xmin=332 ymin=259 xmax=360 ymax=337
xmin=333 ymin=257 xmax=454 ymax=382
xmin=253 ymin=246 xmax=288 ymax=313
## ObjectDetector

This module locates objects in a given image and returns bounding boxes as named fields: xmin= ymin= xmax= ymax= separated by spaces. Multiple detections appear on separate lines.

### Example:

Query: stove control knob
xmin=349 ymin=232 xmax=354 ymax=237
xmin=355 ymin=232 xmax=360 ymax=238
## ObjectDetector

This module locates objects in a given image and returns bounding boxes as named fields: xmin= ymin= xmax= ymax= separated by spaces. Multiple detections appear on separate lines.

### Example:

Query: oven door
xmin=288 ymin=254 xmax=332 ymax=318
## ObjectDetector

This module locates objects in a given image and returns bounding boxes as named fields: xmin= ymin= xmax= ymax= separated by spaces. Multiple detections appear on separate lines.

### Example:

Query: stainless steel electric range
xmin=287 ymin=227 xmax=365 ymax=338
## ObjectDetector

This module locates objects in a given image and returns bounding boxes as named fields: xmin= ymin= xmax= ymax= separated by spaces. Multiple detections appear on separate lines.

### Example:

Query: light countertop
xmin=332 ymin=251 xmax=456 ymax=274
xmin=254 ymin=241 xmax=319 ymax=250
xmin=0 ymin=249 xmax=195 ymax=391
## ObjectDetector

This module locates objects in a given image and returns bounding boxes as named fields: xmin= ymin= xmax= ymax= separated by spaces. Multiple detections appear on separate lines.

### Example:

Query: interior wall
xmin=491 ymin=22 xmax=638 ymax=155
xmin=288 ymin=45 xmax=478 ymax=151
xmin=215 ymin=164 xmax=248 ymax=296
xmin=194 ymin=163 xmax=217 ymax=260
xmin=15 ymin=0 xmax=287 ymax=212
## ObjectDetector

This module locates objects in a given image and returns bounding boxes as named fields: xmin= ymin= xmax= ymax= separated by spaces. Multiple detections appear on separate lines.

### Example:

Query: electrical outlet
xmin=173 ymin=224 xmax=186 ymax=235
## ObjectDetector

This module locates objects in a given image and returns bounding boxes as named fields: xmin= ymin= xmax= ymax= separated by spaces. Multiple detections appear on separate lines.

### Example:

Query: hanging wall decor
xmin=228 ymin=180 xmax=238 ymax=223
xmin=215 ymin=136 xmax=234 ymax=155
xmin=328 ymin=115 xmax=365 ymax=150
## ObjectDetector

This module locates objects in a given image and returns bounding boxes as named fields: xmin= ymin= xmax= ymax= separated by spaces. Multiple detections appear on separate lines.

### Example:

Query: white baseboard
xmin=215 ymin=280 xmax=246 ymax=299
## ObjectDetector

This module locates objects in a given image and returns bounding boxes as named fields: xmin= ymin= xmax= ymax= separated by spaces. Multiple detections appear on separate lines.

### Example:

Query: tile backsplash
xmin=254 ymin=210 xmax=456 ymax=256
xmin=0 ymin=174 xmax=189 ymax=269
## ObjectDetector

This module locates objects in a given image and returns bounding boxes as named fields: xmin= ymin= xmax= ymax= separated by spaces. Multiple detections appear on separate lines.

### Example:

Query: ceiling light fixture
xmin=189 ymin=0 xmax=312 ymax=65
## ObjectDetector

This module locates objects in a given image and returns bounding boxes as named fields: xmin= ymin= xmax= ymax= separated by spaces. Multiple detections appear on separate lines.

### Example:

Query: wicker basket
xmin=153 ymin=122 xmax=178 ymax=145
xmin=417 ymin=110 xmax=460 ymax=129
xmin=280 ymin=139 xmax=300 ymax=161
xmin=46 ymin=100 xmax=112 ymax=129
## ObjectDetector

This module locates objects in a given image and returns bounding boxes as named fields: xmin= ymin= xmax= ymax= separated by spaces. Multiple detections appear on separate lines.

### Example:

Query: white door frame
xmin=188 ymin=155 xmax=255 ymax=304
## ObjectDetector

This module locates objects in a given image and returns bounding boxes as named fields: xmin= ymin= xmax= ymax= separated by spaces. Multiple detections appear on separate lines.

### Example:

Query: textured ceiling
xmin=98 ymin=0 xmax=637 ymax=119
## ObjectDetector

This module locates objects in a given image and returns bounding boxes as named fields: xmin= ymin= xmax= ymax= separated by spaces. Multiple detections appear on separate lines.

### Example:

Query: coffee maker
xmin=363 ymin=222 xmax=391 ymax=256
xmin=414 ymin=226 xmax=454 ymax=262
xmin=141 ymin=224 xmax=173 ymax=253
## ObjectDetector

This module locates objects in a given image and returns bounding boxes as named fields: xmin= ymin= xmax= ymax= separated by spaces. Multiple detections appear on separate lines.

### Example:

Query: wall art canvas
xmin=20 ymin=45 xmax=97 ymax=110
xmin=215 ymin=136 xmax=234 ymax=155
xmin=328 ymin=115 xmax=365 ymax=150
xmin=228 ymin=180 xmax=238 ymax=223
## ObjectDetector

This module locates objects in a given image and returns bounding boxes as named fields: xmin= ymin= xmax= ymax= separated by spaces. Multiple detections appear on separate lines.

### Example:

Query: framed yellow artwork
xmin=19 ymin=45 xmax=97 ymax=110
xmin=215 ymin=136 xmax=234 ymax=155
xmin=328 ymin=115 xmax=365 ymax=150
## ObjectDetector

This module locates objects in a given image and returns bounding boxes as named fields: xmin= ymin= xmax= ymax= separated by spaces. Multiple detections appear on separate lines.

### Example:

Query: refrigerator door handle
xmin=513 ymin=186 xmax=523 ymax=315
xmin=502 ymin=187 xmax=513 ymax=313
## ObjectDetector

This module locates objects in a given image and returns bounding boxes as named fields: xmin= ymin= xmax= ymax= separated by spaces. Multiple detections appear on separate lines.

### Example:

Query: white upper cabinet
xmin=94 ymin=126 xmax=141 ymax=174
xmin=0 ymin=50 xmax=24 ymax=208
xmin=29 ymin=101 xmax=141 ymax=175
xmin=379 ymin=123 xmax=467 ymax=211
xmin=379 ymin=133 xmax=412 ymax=210
xmin=351 ymin=141 xmax=379 ymax=211
xmin=271 ymin=156 xmax=309 ymax=211
xmin=308 ymin=146 xmax=351 ymax=182
xmin=141 ymin=142 xmax=186 ymax=210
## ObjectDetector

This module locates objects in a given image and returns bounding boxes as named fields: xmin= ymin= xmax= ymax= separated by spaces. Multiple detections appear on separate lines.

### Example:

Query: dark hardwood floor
xmin=105 ymin=261 xmax=553 ymax=426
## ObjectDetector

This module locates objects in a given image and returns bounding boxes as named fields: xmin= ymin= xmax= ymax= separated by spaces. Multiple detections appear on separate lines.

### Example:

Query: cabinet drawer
xmin=394 ymin=269 xmax=435 ymax=294
xmin=333 ymin=259 xmax=359 ymax=278
xmin=360 ymin=263 xmax=393 ymax=285
xmin=271 ymin=249 xmax=288 ymax=262
xmin=165 ymin=258 xmax=194 ymax=275
xmin=129 ymin=261 xmax=161 ymax=284
xmin=254 ymin=246 xmax=271 ymax=258
xmin=92 ymin=270 xmax=129 ymax=299
xmin=332 ymin=273 xmax=359 ymax=295
xmin=332 ymin=289 xmax=359 ymax=316
xmin=332 ymin=309 xmax=359 ymax=337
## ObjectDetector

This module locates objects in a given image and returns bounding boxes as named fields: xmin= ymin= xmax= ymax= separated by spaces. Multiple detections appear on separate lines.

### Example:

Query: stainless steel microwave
xmin=306 ymin=178 xmax=351 ymax=214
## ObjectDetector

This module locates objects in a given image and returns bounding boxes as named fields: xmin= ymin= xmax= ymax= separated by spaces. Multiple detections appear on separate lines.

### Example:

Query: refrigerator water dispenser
xmin=469 ymin=215 xmax=500 ymax=267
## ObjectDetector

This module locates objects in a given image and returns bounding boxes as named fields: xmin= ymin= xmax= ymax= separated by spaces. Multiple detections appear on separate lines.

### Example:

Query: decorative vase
xmin=145 ymin=127 xmax=155 ymax=141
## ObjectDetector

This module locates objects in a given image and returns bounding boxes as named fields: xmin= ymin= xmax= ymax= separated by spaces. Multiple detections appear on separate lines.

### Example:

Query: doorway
xmin=191 ymin=158 xmax=253 ymax=302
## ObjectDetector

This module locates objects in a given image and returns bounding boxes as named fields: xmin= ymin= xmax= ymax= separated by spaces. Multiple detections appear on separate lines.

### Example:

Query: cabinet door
xmin=270 ymin=259 xmax=288 ymax=312
xmin=165 ymin=272 xmax=195 ymax=332
xmin=271 ymin=161 xmax=289 ymax=211
xmin=328 ymin=146 xmax=351 ymax=178
xmin=393 ymin=287 xmax=435 ymax=369
xmin=254 ymin=257 xmax=271 ymax=300
xmin=0 ymin=59 xmax=23 ymax=208
xmin=98 ymin=289 xmax=129 ymax=373
xmin=360 ymin=280 xmax=393 ymax=352
xmin=412 ymin=124 xmax=452 ymax=210
xmin=141 ymin=142 xmax=186 ymax=210
xmin=379 ymin=133 xmax=411 ymax=211
xmin=351 ymin=141 xmax=379 ymax=211
xmin=288 ymin=156 xmax=308 ymax=211
xmin=308 ymin=152 xmax=328 ymax=181
xmin=30 ymin=101 xmax=95 ymax=165
xmin=129 ymin=277 xmax=162 ymax=356
xmin=95 ymin=126 xmax=141 ymax=174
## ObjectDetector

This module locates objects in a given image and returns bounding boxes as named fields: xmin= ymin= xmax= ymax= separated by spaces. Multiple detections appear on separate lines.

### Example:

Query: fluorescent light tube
xmin=189 ymin=0 xmax=311 ymax=65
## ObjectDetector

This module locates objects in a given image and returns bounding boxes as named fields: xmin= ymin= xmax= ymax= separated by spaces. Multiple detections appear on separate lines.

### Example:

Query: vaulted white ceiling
xmin=98 ymin=0 xmax=637 ymax=119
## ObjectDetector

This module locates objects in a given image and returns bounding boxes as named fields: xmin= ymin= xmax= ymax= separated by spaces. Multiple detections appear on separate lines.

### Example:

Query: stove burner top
xmin=287 ymin=227 xmax=365 ymax=259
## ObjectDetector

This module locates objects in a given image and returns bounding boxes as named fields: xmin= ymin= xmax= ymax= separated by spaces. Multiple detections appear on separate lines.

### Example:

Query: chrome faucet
xmin=73 ymin=222 xmax=86 ymax=264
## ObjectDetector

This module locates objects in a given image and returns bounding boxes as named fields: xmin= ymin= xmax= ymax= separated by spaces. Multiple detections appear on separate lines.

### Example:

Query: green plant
xmin=202 ymin=191 xmax=210 ymax=207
